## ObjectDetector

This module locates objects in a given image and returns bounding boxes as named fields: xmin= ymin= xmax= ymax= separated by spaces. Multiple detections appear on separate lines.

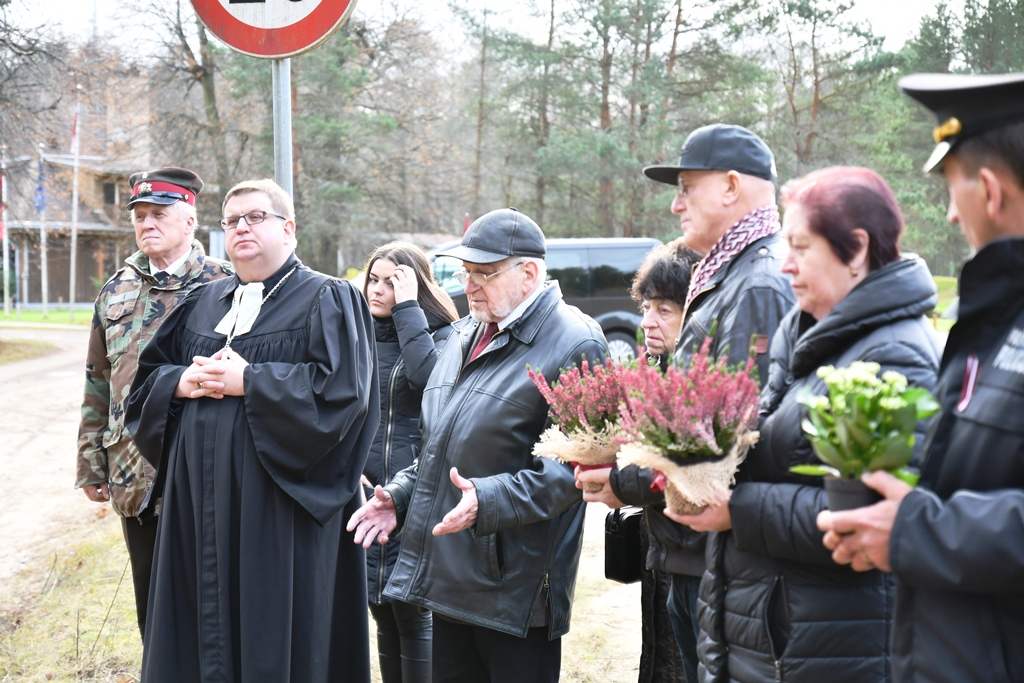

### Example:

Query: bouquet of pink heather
xmin=528 ymin=357 xmax=632 ymax=491
xmin=617 ymin=337 xmax=761 ymax=514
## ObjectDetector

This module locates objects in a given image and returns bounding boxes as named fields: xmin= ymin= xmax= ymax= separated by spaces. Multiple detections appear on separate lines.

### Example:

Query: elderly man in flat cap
xmin=76 ymin=166 xmax=232 ymax=639
xmin=817 ymin=73 xmax=1024 ymax=682
xmin=577 ymin=124 xmax=795 ymax=683
xmin=349 ymin=208 xmax=608 ymax=683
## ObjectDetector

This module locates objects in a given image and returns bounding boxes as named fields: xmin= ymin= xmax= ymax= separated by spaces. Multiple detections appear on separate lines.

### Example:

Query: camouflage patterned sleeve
xmin=76 ymin=303 xmax=112 ymax=488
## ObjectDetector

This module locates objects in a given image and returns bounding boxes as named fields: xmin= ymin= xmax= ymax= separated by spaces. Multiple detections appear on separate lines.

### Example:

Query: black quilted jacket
xmin=364 ymin=301 xmax=452 ymax=605
xmin=698 ymin=256 xmax=941 ymax=683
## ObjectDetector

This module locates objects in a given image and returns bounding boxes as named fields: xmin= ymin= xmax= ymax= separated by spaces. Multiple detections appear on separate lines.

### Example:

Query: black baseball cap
xmin=126 ymin=167 xmax=203 ymax=210
xmin=438 ymin=208 xmax=546 ymax=264
xmin=900 ymin=72 xmax=1024 ymax=173
xmin=643 ymin=124 xmax=778 ymax=186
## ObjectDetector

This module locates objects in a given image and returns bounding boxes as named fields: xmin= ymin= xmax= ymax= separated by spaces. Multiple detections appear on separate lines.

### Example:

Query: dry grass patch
xmin=1 ymin=506 xmax=641 ymax=683
xmin=0 ymin=339 xmax=57 ymax=365
xmin=0 ymin=524 xmax=141 ymax=682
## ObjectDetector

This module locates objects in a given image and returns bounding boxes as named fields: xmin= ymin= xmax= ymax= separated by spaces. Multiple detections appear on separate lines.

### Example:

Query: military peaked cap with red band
xmin=126 ymin=167 xmax=204 ymax=209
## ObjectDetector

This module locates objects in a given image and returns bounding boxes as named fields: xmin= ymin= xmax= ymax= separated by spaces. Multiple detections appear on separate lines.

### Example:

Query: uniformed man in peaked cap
xmin=818 ymin=72 xmax=1024 ymax=682
xmin=76 ymin=166 xmax=232 ymax=638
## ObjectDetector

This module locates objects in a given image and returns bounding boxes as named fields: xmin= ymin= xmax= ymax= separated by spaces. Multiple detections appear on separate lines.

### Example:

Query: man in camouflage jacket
xmin=75 ymin=167 xmax=232 ymax=638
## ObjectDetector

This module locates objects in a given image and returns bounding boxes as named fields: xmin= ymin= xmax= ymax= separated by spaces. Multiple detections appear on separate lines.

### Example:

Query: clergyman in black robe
xmin=126 ymin=178 xmax=379 ymax=683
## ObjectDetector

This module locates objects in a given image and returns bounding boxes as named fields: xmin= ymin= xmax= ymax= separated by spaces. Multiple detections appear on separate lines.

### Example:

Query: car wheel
xmin=605 ymin=331 xmax=637 ymax=364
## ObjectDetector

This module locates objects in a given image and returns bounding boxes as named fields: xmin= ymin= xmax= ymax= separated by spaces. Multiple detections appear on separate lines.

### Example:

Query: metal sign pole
xmin=38 ymin=145 xmax=48 ymax=318
xmin=70 ymin=85 xmax=82 ymax=322
xmin=1 ymin=145 xmax=9 ymax=316
xmin=272 ymin=58 xmax=293 ymax=199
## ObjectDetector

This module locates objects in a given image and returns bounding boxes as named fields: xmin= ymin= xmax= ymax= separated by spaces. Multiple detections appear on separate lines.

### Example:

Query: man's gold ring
xmin=198 ymin=381 xmax=204 ymax=389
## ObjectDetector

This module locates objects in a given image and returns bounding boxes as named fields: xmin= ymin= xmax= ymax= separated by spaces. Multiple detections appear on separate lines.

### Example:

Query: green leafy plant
xmin=790 ymin=361 xmax=940 ymax=487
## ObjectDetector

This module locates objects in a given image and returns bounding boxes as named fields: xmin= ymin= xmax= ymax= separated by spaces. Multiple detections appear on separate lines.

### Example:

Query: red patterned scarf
xmin=684 ymin=205 xmax=781 ymax=313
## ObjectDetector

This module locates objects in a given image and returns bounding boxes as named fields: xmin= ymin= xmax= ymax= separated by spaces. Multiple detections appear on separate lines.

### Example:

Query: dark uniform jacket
xmin=890 ymin=238 xmax=1024 ymax=683
xmin=383 ymin=282 xmax=607 ymax=639
xmin=698 ymin=256 xmax=941 ymax=683
xmin=612 ymin=233 xmax=795 ymax=577
xmin=364 ymin=301 xmax=452 ymax=605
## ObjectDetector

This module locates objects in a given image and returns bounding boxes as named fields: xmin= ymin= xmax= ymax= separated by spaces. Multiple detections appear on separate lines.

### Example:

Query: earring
xmin=850 ymin=265 xmax=858 ymax=277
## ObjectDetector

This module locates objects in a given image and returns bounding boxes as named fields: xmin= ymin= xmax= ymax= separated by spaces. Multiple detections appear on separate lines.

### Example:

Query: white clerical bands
xmin=215 ymin=281 xmax=266 ymax=339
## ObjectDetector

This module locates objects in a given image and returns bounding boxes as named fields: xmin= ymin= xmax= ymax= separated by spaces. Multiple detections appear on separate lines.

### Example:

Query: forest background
xmin=0 ymin=0 xmax=1016 ymax=280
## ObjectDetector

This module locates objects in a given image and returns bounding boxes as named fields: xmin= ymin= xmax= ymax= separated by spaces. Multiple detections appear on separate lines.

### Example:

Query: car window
xmin=590 ymin=247 xmax=648 ymax=298
xmin=547 ymin=249 xmax=589 ymax=298
xmin=433 ymin=255 xmax=465 ymax=295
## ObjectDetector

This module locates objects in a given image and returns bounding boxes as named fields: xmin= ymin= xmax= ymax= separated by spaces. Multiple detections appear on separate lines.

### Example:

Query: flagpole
xmin=38 ymin=144 xmax=48 ymax=318
xmin=69 ymin=85 xmax=82 ymax=323
xmin=1 ymin=144 xmax=9 ymax=317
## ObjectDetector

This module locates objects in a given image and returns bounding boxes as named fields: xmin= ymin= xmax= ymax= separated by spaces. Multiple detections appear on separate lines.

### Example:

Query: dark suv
xmin=432 ymin=237 xmax=662 ymax=361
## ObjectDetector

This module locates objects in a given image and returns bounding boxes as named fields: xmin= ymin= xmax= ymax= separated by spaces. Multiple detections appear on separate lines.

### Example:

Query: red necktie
xmin=469 ymin=322 xmax=499 ymax=362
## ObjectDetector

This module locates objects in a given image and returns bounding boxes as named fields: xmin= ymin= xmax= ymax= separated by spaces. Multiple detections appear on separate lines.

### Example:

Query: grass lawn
xmin=0 ymin=308 xmax=92 ymax=326
xmin=932 ymin=275 xmax=957 ymax=334
xmin=933 ymin=276 xmax=957 ymax=315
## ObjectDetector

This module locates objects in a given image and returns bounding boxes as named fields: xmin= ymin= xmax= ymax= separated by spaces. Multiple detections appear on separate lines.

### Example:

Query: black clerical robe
xmin=126 ymin=255 xmax=379 ymax=683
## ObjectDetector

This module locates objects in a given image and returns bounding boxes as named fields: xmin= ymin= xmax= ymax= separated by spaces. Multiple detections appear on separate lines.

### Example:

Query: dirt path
xmin=0 ymin=325 xmax=113 ymax=591
xmin=0 ymin=324 xmax=644 ymax=680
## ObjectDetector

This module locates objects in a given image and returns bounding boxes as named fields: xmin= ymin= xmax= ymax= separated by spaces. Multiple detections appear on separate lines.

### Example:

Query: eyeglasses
xmin=220 ymin=210 xmax=286 ymax=231
xmin=452 ymin=261 xmax=525 ymax=287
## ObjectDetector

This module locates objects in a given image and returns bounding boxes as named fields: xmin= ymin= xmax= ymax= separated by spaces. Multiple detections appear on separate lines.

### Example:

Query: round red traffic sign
xmin=191 ymin=0 xmax=356 ymax=59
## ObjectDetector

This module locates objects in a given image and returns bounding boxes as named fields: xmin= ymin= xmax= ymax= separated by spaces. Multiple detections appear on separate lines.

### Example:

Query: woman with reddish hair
xmin=666 ymin=167 xmax=942 ymax=682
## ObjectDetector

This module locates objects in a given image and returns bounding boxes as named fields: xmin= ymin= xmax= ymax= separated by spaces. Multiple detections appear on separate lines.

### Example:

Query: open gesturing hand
xmin=348 ymin=486 xmax=399 ymax=548
xmin=433 ymin=468 xmax=479 ymax=535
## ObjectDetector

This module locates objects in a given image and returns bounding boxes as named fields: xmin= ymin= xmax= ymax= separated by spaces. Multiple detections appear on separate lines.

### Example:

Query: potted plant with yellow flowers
xmin=791 ymin=361 xmax=941 ymax=510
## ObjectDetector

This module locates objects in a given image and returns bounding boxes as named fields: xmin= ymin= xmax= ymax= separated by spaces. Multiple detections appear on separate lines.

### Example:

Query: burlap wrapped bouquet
xmin=616 ymin=338 xmax=761 ymax=514
xmin=528 ymin=357 xmax=632 ymax=492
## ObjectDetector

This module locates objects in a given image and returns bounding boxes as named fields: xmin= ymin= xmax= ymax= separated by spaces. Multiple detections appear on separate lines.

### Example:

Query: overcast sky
xmin=32 ymin=0 xmax=954 ymax=53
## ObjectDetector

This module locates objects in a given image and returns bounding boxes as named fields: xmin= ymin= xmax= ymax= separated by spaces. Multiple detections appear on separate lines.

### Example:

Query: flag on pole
xmin=35 ymin=157 xmax=46 ymax=215
xmin=70 ymin=103 xmax=81 ymax=156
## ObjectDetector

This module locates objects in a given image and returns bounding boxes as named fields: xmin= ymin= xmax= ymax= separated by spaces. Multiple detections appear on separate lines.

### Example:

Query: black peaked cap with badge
xmin=126 ymin=167 xmax=204 ymax=210
xmin=439 ymin=208 xmax=546 ymax=264
xmin=643 ymin=123 xmax=778 ymax=187
xmin=900 ymin=72 xmax=1024 ymax=173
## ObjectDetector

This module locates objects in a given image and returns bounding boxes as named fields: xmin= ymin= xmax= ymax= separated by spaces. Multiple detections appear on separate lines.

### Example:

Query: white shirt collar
xmin=150 ymin=249 xmax=191 ymax=278
xmin=496 ymin=281 xmax=545 ymax=331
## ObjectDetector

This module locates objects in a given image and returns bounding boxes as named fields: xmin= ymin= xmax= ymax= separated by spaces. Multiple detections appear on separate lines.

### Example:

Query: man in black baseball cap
xmin=818 ymin=72 xmax=1024 ymax=683
xmin=584 ymin=125 xmax=793 ymax=683
xmin=642 ymin=123 xmax=779 ymax=187
xmin=350 ymin=206 xmax=607 ymax=682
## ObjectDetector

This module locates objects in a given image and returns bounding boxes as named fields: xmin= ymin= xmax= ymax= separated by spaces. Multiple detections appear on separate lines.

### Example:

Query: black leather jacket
xmin=891 ymin=239 xmax=1024 ymax=682
xmin=612 ymin=232 xmax=795 ymax=576
xmin=364 ymin=301 xmax=452 ymax=605
xmin=383 ymin=282 xmax=607 ymax=639
xmin=699 ymin=256 xmax=941 ymax=683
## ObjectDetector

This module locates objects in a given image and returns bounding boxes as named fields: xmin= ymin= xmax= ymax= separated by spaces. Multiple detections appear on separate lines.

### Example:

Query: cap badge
xmin=933 ymin=117 xmax=963 ymax=144
xmin=138 ymin=182 xmax=153 ymax=195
